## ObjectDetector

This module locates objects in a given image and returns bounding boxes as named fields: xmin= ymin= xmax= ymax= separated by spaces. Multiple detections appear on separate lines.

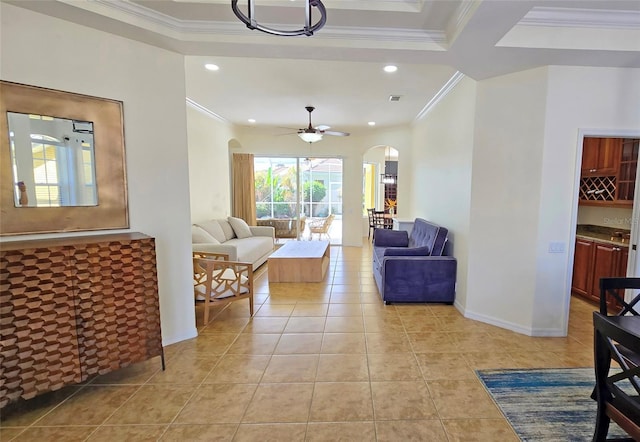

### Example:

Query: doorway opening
xmin=363 ymin=145 xmax=398 ymax=237
xmin=571 ymin=136 xmax=640 ymax=311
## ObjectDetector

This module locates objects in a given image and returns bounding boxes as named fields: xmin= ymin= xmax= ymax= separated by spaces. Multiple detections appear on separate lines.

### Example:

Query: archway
xmin=362 ymin=145 xmax=399 ymax=237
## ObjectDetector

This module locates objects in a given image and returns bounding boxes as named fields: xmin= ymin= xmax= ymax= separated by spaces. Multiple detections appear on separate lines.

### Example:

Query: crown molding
xmin=445 ymin=0 xmax=481 ymax=46
xmin=414 ymin=71 xmax=465 ymax=121
xmin=186 ymin=98 xmax=228 ymax=123
xmin=452 ymin=0 xmax=481 ymax=32
xmin=172 ymin=0 xmax=425 ymax=13
xmin=520 ymin=7 xmax=640 ymax=30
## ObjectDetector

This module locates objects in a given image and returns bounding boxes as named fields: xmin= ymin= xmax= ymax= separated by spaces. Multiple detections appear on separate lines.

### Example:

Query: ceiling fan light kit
xmin=231 ymin=0 xmax=327 ymax=37
xmin=298 ymin=131 xmax=323 ymax=143
xmin=295 ymin=106 xmax=349 ymax=144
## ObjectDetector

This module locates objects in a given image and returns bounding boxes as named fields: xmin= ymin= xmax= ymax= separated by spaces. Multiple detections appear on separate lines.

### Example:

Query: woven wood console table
xmin=268 ymin=240 xmax=330 ymax=283
xmin=0 ymin=232 xmax=164 ymax=408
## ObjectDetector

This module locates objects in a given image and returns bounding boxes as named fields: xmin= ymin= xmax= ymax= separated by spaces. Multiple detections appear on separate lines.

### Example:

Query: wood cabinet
xmin=572 ymin=238 xmax=594 ymax=297
xmin=572 ymin=237 xmax=628 ymax=307
xmin=580 ymin=137 xmax=640 ymax=207
xmin=582 ymin=137 xmax=622 ymax=176
xmin=617 ymin=138 xmax=640 ymax=203
xmin=0 ymin=233 xmax=163 ymax=409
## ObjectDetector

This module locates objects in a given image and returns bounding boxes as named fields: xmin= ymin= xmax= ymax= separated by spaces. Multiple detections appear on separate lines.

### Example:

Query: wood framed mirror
xmin=0 ymin=81 xmax=128 ymax=235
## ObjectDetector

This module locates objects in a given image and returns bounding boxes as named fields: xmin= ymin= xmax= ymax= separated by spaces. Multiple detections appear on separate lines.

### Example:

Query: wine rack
xmin=579 ymin=176 xmax=616 ymax=202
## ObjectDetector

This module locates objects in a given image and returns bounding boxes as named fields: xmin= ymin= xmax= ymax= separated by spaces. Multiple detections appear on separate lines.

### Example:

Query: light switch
xmin=548 ymin=242 xmax=566 ymax=253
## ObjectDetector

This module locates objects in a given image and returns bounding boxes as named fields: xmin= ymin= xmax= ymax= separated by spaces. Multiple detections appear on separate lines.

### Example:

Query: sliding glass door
xmin=300 ymin=158 xmax=342 ymax=217
xmin=254 ymin=156 xmax=343 ymax=244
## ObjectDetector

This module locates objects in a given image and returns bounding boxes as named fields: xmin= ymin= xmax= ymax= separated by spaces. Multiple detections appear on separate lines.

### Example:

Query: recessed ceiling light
xmin=204 ymin=63 xmax=219 ymax=71
xmin=248 ymin=118 xmax=256 ymax=123
xmin=368 ymin=122 xmax=376 ymax=126
xmin=383 ymin=65 xmax=398 ymax=73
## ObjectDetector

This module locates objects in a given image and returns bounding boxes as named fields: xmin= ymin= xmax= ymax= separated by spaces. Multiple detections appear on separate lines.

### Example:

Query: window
xmin=254 ymin=157 xmax=299 ymax=219
xmin=31 ymin=134 xmax=63 ymax=207
xmin=8 ymin=113 xmax=98 ymax=208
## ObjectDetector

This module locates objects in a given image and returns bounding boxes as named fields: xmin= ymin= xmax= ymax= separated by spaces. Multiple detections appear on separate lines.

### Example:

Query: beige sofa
xmin=192 ymin=217 xmax=275 ymax=270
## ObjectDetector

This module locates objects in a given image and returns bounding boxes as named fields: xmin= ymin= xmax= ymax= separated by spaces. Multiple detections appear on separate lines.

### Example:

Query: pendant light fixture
xmin=231 ymin=0 xmax=327 ymax=37
xmin=380 ymin=146 xmax=396 ymax=184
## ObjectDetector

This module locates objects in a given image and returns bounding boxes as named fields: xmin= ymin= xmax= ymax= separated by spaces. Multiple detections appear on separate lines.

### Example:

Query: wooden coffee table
xmin=268 ymin=240 xmax=330 ymax=282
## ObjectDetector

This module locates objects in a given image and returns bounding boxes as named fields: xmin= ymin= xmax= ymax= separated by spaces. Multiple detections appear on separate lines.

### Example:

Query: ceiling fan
xmin=296 ymin=106 xmax=350 ymax=143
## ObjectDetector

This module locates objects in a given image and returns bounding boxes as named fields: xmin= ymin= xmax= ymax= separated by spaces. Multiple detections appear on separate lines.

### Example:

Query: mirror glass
xmin=8 ymin=112 xmax=97 ymax=207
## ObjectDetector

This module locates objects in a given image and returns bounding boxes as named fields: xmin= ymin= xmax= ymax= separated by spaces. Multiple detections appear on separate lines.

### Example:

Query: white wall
xmin=465 ymin=67 xmax=549 ymax=334
xmin=577 ymin=206 xmax=634 ymax=230
xmin=1 ymin=4 xmax=197 ymax=345
xmin=409 ymin=75 xmax=477 ymax=309
xmin=187 ymin=105 xmax=236 ymax=223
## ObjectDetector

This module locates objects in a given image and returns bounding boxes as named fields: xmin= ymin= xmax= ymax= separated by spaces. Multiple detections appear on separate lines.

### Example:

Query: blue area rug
xmin=477 ymin=368 xmax=626 ymax=442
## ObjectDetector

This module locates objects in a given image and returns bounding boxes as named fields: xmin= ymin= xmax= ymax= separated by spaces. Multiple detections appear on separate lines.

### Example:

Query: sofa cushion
xmin=217 ymin=219 xmax=236 ymax=241
xmin=373 ymin=229 xmax=409 ymax=247
xmin=192 ymin=225 xmax=219 ymax=244
xmin=407 ymin=218 xmax=448 ymax=256
xmin=228 ymin=216 xmax=253 ymax=239
xmin=225 ymin=236 xmax=273 ymax=264
xmin=384 ymin=246 xmax=431 ymax=257
xmin=196 ymin=220 xmax=227 ymax=243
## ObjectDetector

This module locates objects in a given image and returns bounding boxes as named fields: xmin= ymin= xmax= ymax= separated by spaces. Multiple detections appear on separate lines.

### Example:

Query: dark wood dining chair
xmin=367 ymin=208 xmax=377 ymax=239
xmin=369 ymin=210 xmax=392 ymax=241
xmin=599 ymin=277 xmax=640 ymax=318
xmin=592 ymin=277 xmax=640 ymax=441
xmin=592 ymin=311 xmax=640 ymax=441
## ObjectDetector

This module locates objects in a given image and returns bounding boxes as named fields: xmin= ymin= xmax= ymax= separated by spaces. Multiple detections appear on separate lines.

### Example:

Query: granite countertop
xmin=576 ymin=224 xmax=631 ymax=247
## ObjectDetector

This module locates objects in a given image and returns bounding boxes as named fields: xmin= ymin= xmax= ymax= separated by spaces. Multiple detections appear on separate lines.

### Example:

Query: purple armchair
xmin=372 ymin=218 xmax=456 ymax=304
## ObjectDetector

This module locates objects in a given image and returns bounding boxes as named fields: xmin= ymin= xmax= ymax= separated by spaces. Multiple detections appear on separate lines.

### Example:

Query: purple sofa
xmin=372 ymin=218 xmax=456 ymax=304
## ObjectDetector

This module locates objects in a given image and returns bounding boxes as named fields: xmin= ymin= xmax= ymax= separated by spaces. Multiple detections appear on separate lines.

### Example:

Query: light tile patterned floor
xmin=1 ymin=242 xmax=596 ymax=441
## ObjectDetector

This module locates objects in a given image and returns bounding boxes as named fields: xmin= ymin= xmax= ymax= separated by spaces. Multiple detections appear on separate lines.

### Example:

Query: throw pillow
xmin=196 ymin=220 xmax=227 ymax=243
xmin=228 ymin=216 xmax=253 ymax=239
xmin=374 ymin=229 xmax=409 ymax=247
xmin=217 ymin=219 xmax=237 ymax=241
xmin=192 ymin=225 xmax=219 ymax=244
xmin=384 ymin=246 xmax=431 ymax=256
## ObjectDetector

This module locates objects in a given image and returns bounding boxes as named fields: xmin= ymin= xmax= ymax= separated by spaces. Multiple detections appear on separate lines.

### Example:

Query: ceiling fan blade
xmin=275 ymin=132 xmax=298 ymax=136
xmin=315 ymin=125 xmax=331 ymax=131
xmin=323 ymin=130 xmax=350 ymax=137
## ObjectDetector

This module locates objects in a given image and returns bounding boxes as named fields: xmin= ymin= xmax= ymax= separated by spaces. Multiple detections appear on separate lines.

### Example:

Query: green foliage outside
xmin=255 ymin=166 xmax=298 ymax=218
xmin=302 ymin=180 xmax=327 ymax=216
xmin=255 ymin=165 xmax=332 ymax=218
xmin=303 ymin=180 xmax=326 ymax=202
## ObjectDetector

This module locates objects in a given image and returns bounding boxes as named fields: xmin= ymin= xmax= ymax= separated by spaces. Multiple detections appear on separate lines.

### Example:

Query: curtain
xmin=232 ymin=153 xmax=256 ymax=225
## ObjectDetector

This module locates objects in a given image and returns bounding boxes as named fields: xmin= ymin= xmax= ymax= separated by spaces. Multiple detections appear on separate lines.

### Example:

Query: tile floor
xmin=1 ymin=243 xmax=596 ymax=441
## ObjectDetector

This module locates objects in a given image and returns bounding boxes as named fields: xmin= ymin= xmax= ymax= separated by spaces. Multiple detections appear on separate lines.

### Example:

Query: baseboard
xmin=162 ymin=326 xmax=198 ymax=347
xmin=461 ymin=306 xmax=566 ymax=337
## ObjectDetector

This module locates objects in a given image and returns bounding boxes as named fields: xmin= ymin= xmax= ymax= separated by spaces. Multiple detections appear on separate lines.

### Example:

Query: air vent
xmin=389 ymin=95 xmax=401 ymax=102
